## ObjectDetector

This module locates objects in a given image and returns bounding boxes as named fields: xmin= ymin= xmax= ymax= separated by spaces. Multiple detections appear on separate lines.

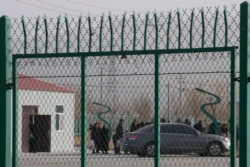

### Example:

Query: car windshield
xmin=135 ymin=123 xmax=201 ymax=135
xmin=136 ymin=124 xmax=154 ymax=133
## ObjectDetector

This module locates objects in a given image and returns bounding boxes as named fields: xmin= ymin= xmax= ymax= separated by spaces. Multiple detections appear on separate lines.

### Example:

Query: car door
xmin=161 ymin=124 xmax=182 ymax=154
xmin=176 ymin=125 xmax=202 ymax=153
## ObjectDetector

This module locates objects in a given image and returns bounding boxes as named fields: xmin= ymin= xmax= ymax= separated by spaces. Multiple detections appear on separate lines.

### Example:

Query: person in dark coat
xmin=130 ymin=119 xmax=138 ymax=132
xmin=193 ymin=120 xmax=204 ymax=132
xmin=100 ymin=124 xmax=109 ymax=154
xmin=236 ymin=126 xmax=239 ymax=149
xmin=208 ymin=122 xmax=221 ymax=134
xmin=113 ymin=119 xmax=124 ymax=154
xmin=184 ymin=119 xmax=191 ymax=126
xmin=221 ymin=123 xmax=229 ymax=137
xmin=208 ymin=122 xmax=215 ymax=134
xmin=91 ymin=122 xmax=102 ymax=153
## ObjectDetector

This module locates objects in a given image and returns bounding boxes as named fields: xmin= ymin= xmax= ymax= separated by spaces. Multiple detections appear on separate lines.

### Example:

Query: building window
xmin=55 ymin=105 xmax=64 ymax=131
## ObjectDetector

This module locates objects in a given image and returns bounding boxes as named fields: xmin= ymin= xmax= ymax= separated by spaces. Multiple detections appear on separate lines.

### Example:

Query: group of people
xmin=89 ymin=118 xmax=141 ymax=155
xmin=89 ymin=119 xmax=126 ymax=154
xmin=191 ymin=120 xmax=229 ymax=137
xmin=89 ymin=122 xmax=109 ymax=154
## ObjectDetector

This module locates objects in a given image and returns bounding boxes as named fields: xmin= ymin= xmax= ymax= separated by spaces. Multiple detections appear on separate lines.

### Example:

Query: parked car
xmin=122 ymin=123 xmax=230 ymax=157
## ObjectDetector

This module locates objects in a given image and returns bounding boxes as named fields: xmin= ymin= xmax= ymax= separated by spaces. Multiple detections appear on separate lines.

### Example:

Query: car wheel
xmin=207 ymin=141 xmax=222 ymax=156
xmin=145 ymin=142 xmax=154 ymax=157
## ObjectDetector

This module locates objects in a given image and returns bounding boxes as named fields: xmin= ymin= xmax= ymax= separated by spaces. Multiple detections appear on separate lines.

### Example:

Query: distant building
xmin=18 ymin=74 xmax=75 ymax=153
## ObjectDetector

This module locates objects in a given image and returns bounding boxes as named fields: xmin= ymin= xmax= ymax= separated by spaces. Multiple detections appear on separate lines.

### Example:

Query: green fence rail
xmin=240 ymin=2 xmax=250 ymax=167
xmin=0 ymin=15 xmax=12 ymax=167
xmin=0 ymin=3 xmax=246 ymax=167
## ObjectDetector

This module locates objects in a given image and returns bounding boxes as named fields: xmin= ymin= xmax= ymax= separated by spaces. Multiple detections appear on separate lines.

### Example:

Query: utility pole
xmin=176 ymin=75 xmax=185 ymax=113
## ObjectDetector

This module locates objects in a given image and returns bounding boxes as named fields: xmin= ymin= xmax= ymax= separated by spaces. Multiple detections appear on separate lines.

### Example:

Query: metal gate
xmin=1 ymin=3 xmax=243 ymax=167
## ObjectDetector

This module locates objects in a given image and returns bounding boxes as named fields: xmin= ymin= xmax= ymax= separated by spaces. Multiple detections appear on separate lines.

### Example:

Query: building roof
xmin=18 ymin=74 xmax=75 ymax=93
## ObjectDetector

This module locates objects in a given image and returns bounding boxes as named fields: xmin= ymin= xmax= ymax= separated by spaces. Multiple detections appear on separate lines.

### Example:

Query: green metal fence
xmin=1 ymin=2 xmax=248 ymax=167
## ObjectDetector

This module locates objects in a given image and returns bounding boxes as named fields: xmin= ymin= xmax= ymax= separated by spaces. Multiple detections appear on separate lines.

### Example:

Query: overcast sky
xmin=0 ymin=0 xmax=246 ymax=18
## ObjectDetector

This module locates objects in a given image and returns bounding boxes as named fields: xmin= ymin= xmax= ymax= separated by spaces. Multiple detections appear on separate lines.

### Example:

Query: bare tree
xmin=132 ymin=96 xmax=153 ymax=122
xmin=214 ymin=83 xmax=230 ymax=122
xmin=185 ymin=90 xmax=205 ymax=121
xmin=183 ymin=81 xmax=230 ymax=124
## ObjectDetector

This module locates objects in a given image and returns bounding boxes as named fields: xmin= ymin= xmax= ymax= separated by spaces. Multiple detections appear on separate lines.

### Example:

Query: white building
xmin=18 ymin=74 xmax=75 ymax=153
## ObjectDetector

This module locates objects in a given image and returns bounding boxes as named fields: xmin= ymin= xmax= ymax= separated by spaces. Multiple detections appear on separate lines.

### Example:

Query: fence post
xmin=0 ymin=15 xmax=12 ymax=167
xmin=81 ymin=56 xmax=87 ymax=167
xmin=240 ymin=2 xmax=250 ymax=167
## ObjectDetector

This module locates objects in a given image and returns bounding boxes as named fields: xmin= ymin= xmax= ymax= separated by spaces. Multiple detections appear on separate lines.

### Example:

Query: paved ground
xmin=17 ymin=150 xmax=238 ymax=167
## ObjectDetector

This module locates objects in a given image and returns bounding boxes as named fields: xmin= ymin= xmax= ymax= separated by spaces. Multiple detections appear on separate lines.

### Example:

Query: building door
xmin=21 ymin=106 xmax=38 ymax=152
xmin=29 ymin=115 xmax=51 ymax=152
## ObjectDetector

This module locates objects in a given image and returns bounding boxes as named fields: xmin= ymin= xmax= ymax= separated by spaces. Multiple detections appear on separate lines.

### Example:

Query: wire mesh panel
xmin=11 ymin=4 xmax=240 ymax=167
xmin=158 ymin=52 xmax=232 ymax=166
xmin=85 ymin=51 xmax=232 ymax=167
xmin=159 ymin=52 xmax=231 ymax=124
xmin=86 ymin=55 xmax=155 ymax=167
xmin=16 ymin=57 xmax=81 ymax=167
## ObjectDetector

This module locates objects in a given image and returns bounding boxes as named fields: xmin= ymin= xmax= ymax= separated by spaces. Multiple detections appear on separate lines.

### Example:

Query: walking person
xmin=193 ymin=120 xmax=204 ymax=132
xmin=113 ymin=119 xmax=124 ymax=154
xmin=184 ymin=119 xmax=191 ymax=126
xmin=101 ymin=124 xmax=109 ymax=154
xmin=130 ymin=119 xmax=138 ymax=132
xmin=221 ymin=123 xmax=229 ymax=137
xmin=91 ymin=122 xmax=102 ymax=153
xmin=88 ymin=124 xmax=95 ymax=151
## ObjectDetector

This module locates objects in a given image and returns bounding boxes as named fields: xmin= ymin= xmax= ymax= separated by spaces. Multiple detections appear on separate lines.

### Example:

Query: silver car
xmin=122 ymin=123 xmax=230 ymax=157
